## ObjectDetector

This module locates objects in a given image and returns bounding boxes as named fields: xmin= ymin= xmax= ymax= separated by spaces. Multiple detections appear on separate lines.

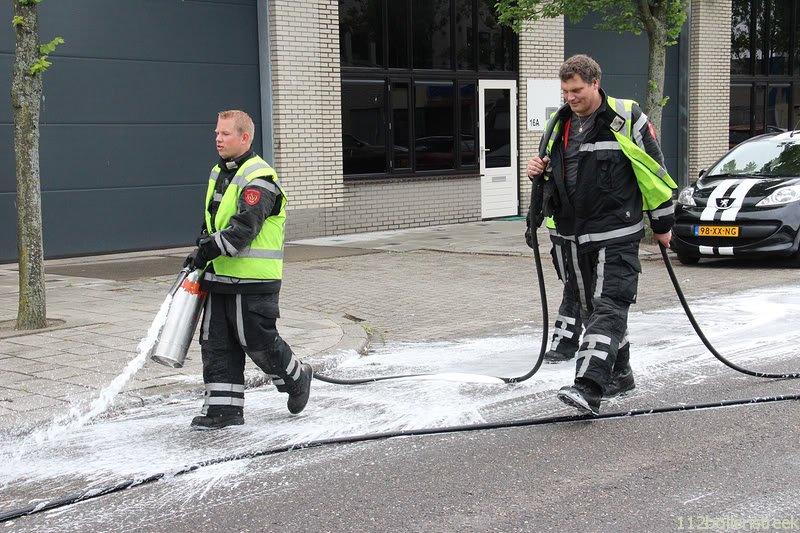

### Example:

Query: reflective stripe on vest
xmin=545 ymin=97 xmax=677 ymax=211
xmin=204 ymin=155 xmax=286 ymax=281
xmin=606 ymin=96 xmax=677 ymax=211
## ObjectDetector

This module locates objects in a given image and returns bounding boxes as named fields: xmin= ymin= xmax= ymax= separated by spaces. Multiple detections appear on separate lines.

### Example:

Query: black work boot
xmin=287 ymin=363 xmax=313 ymax=415
xmin=544 ymin=350 xmax=575 ymax=363
xmin=190 ymin=409 xmax=244 ymax=430
xmin=557 ymin=378 xmax=601 ymax=415
xmin=604 ymin=364 xmax=635 ymax=398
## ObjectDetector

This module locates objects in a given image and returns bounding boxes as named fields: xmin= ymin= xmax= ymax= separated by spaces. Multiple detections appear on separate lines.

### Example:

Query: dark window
xmin=731 ymin=0 xmax=752 ymax=75
xmin=769 ymin=0 xmax=791 ymax=75
xmin=477 ymin=0 xmax=514 ymax=71
xmin=755 ymin=0 xmax=767 ymax=75
xmin=730 ymin=85 xmax=751 ymax=147
xmin=388 ymin=0 xmax=409 ymax=68
xmin=340 ymin=0 xmax=517 ymax=177
xmin=754 ymin=84 xmax=766 ymax=135
xmin=340 ymin=0 xmax=384 ymax=68
xmin=415 ymin=81 xmax=455 ymax=171
xmin=483 ymin=88 xmax=511 ymax=168
xmin=767 ymin=84 xmax=791 ymax=130
xmin=342 ymin=80 xmax=387 ymax=174
xmin=455 ymin=0 xmax=475 ymax=70
xmin=392 ymin=82 xmax=412 ymax=170
xmin=731 ymin=1 xmax=800 ymax=144
xmin=413 ymin=0 xmax=452 ymax=69
xmin=460 ymin=82 xmax=477 ymax=166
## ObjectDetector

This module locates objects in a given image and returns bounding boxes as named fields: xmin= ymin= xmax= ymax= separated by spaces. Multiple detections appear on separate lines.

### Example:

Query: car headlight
xmin=756 ymin=184 xmax=800 ymax=207
xmin=677 ymin=186 xmax=696 ymax=206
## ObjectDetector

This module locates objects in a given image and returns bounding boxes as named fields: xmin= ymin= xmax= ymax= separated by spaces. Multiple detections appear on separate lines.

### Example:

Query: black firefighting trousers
xmin=198 ymin=292 xmax=305 ymax=416
xmin=551 ymin=238 xmax=638 ymax=391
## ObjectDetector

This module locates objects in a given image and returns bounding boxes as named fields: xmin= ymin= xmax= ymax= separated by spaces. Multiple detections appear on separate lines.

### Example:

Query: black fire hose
xmin=4 ymin=392 xmax=800 ymax=524
xmin=312 ymin=224 xmax=549 ymax=385
xmin=313 ymin=116 xmax=563 ymax=387
xmin=659 ymin=243 xmax=800 ymax=379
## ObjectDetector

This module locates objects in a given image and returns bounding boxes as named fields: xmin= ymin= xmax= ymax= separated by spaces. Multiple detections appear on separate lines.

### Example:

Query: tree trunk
xmin=645 ymin=20 xmax=668 ymax=140
xmin=11 ymin=0 xmax=48 ymax=330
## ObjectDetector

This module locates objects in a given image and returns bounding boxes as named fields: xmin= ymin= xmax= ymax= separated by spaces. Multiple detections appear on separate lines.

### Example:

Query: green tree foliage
xmin=495 ymin=0 xmax=687 ymax=138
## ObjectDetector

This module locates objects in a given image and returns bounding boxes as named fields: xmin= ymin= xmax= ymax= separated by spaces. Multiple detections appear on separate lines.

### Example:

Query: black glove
xmin=182 ymin=248 xmax=199 ymax=269
xmin=524 ymin=226 xmax=535 ymax=249
xmin=187 ymin=235 xmax=222 ymax=270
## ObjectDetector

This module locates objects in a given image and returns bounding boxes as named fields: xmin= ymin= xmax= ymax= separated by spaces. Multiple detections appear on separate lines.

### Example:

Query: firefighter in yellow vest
xmin=183 ymin=110 xmax=312 ymax=429
xmin=526 ymin=55 xmax=676 ymax=415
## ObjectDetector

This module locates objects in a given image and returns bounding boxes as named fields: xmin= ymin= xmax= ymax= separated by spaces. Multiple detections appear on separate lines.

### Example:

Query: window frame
xmin=340 ymin=0 xmax=518 ymax=180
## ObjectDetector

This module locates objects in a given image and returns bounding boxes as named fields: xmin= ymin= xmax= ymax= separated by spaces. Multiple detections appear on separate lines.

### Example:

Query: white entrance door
xmin=478 ymin=80 xmax=518 ymax=219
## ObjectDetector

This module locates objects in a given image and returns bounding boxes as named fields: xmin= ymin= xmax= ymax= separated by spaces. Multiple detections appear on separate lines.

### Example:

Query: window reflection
xmin=731 ymin=0 xmax=751 ymax=74
xmin=455 ymin=0 xmax=474 ymax=70
xmin=484 ymin=88 xmax=511 ymax=168
xmin=413 ymin=0 xmax=451 ymax=69
xmin=340 ymin=0 xmax=517 ymax=177
xmin=388 ymin=1 xmax=409 ymax=68
xmin=767 ymin=85 xmax=790 ymax=131
xmin=477 ymin=0 xmax=514 ymax=71
xmin=340 ymin=0 xmax=384 ymax=68
xmin=415 ymin=82 xmax=455 ymax=171
xmin=769 ymin=0 xmax=791 ymax=75
xmin=392 ymin=82 xmax=411 ymax=169
xmin=460 ymin=83 xmax=477 ymax=166
xmin=342 ymin=81 xmax=386 ymax=174
xmin=729 ymin=85 xmax=751 ymax=148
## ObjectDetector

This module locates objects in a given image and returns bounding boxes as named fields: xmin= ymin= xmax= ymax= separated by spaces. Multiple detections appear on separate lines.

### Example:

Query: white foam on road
xmin=1 ymin=285 xmax=799 ymax=510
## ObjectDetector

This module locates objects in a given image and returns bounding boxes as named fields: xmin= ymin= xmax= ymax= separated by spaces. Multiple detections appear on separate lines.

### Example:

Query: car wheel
xmin=676 ymin=253 xmax=700 ymax=265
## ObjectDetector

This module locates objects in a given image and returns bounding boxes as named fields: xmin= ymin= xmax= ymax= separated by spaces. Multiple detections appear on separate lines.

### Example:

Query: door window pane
xmin=484 ymin=88 xmax=511 ymax=168
xmin=460 ymin=82 xmax=477 ymax=166
xmin=455 ymin=0 xmax=474 ymax=70
xmin=392 ymin=82 xmax=411 ymax=170
xmin=730 ymin=85 xmax=752 ymax=147
xmin=415 ymin=81 xmax=455 ymax=171
xmin=412 ymin=0 xmax=452 ymax=69
xmin=342 ymin=80 xmax=387 ymax=174
xmin=388 ymin=0 xmax=409 ymax=68
xmin=340 ymin=0 xmax=384 ymax=68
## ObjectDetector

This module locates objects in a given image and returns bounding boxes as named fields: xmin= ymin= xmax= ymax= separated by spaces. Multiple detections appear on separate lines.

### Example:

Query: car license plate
xmin=694 ymin=225 xmax=740 ymax=237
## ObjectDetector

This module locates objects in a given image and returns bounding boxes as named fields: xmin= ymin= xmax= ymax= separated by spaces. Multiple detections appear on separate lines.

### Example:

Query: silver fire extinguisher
xmin=149 ymin=267 xmax=208 ymax=368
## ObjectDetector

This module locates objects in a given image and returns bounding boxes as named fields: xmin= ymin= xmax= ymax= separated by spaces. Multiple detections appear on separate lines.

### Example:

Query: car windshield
xmin=707 ymin=139 xmax=800 ymax=178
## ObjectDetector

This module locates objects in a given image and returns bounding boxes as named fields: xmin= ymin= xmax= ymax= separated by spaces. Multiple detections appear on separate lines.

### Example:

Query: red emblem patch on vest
xmin=243 ymin=188 xmax=261 ymax=206
xmin=648 ymin=122 xmax=657 ymax=140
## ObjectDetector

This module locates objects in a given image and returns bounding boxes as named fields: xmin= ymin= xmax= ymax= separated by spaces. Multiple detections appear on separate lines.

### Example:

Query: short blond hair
xmin=218 ymin=110 xmax=255 ymax=139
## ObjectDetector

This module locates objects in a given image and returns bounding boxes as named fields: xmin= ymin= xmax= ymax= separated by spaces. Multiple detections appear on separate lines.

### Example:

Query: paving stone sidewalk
xmin=0 ymin=250 xmax=367 ymax=435
xmin=2 ymin=218 xmax=791 ymax=437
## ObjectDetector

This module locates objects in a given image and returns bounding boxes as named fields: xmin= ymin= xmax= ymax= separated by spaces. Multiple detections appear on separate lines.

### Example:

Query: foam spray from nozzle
xmin=148 ymin=267 xmax=208 ymax=368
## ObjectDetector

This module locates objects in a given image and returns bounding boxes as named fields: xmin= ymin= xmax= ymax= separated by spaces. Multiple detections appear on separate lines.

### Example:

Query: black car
xmin=671 ymin=131 xmax=800 ymax=265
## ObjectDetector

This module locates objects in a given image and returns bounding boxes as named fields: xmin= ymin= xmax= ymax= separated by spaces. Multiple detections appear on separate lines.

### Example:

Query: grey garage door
xmin=0 ymin=0 xmax=261 ymax=262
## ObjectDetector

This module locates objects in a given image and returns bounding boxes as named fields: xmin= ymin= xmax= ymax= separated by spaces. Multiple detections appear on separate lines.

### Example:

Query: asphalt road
xmin=4 ymin=222 xmax=800 ymax=532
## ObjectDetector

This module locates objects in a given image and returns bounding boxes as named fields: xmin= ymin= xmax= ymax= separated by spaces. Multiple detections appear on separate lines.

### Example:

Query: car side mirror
xmin=698 ymin=169 xmax=706 ymax=178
